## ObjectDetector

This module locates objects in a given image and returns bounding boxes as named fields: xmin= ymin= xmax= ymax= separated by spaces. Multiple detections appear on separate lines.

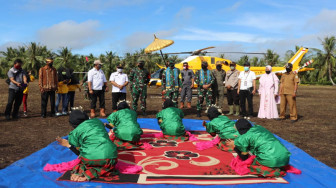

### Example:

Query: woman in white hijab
xmin=258 ymin=65 xmax=279 ymax=119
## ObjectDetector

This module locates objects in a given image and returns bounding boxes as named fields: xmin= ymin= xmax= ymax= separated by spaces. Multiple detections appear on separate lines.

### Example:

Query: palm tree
xmin=237 ymin=55 xmax=249 ymax=65
xmin=313 ymin=36 xmax=336 ymax=85
xmin=263 ymin=49 xmax=280 ymax=66
xmin=24 ymin=42 xmax=48 ymax=76
xmin=55 ymin=47 xmax=76 ymax=69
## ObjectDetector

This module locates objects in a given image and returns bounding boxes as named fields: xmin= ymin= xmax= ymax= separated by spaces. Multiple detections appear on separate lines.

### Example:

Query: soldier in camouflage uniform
xmin=195 ymin=61 xmax=214 ymax=117
xmin=162 ymin=60 xmax=182 ymax=107
xmin=129 ymin=60 xmax=150 ymax=116
xmin=211 ymin=61 xmax=226 ymax=109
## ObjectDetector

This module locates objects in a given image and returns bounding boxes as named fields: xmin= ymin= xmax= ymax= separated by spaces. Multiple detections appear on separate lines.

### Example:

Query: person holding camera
xmin=88 ymin=60 xmax=108 ymax=118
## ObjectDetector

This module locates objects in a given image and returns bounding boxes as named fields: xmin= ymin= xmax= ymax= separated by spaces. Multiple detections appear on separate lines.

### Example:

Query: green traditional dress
xmin=234 ymin=125 xmax=291 ymax=177
xmin=68 ymin=118 xmax=118 ymax=180
xmin=107 ymin=108 xmax=144 ymax=150
xmin=156 ymin=107 xmax=188 ymax=141
xmin=205 ymin=115 xmax=240 ymax=151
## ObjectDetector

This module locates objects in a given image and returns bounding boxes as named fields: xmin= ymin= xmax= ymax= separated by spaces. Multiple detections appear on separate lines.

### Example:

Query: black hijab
xmin=117 ymin=101 xmax=130 ymax=110
xmin=163 ymin=99 xmax=175 ymax=109
xmin=69 ymin=110 xmax=89 ymax=128
xmin=235 ymin=119 xmax=252 ymax=135
xmin=207 ymin=107 xmax=222 ymax=120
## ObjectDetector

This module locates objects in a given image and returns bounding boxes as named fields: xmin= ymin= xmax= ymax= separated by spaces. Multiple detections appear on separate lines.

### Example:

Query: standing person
xmin=162 ymin=60 xmax=182 ymax=108
xmin=129 ymin=60 xmax=150 ymax=116
xmin=67 ymin=68 xmax=81 ymax=112
xmin=22 ymin=71 xmax=35 ymax=117
xmin=180 ymin=62 xmax=194 ymax=109
xmin=225 ymin=62 xmax=240 ymax=116
xmin=211 ymin=61 xmax=226 ymax=109
xmin=55 ymin=67 xmax=71 ymax=116
xmin=237 ymin=62 xmax=256 ymax=119
xmin=5 ymin=59 xmax=27 ymax=120
xmin=39 ymin=57 xmax=58 ymax=118
xmin=195 ymin=61 xmax=214 ymax=117
xmin=109 ymin=64 xmax=129 ymax=112
xmin=279 ymin=63 xmax=299 ymax=122
xmin=88 ymin=60 xmax=108 ymax=118
xmin=258 ymin=65 xmax=279 ymax=119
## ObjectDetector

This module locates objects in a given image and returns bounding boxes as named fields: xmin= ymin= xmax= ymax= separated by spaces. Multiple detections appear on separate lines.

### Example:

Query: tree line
xmin=0 ymin=36 xmax=335 ymax=85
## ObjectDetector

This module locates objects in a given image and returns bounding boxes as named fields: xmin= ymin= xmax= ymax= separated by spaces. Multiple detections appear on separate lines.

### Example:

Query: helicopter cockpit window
xmin=211 ymin=57 xmax=215 ymax=64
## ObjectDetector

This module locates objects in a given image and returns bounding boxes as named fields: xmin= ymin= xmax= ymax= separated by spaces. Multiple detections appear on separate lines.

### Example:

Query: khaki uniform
xmin=211 ymin=69 xmax=226 ymax=108
xmin=279 ymin=72 xmax=299 ymax=120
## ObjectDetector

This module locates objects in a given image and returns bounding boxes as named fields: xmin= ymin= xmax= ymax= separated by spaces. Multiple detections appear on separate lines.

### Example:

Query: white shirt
xmin=88 ymin=68 xmax=107 ymax=90
xmin=238 ymin=71 xmax=256 ymax=90
xmin=109 ymin=72 xmax=128 ymax=93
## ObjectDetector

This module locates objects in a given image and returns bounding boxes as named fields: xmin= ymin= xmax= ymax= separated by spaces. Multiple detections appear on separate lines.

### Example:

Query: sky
xmin=0 ymin=0 xmax=336 ymax=61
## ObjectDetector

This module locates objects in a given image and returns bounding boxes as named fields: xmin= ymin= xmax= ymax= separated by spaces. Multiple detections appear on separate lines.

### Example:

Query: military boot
xmin=187 ymin=102 xmax=192 ymax=109
xmin=234 ymin=105 xmax=240 ymax=116
xmin=180 ymin=102 xmax=184 ymax=109
xmin=226 ymin=105 xmax=234 ymax=115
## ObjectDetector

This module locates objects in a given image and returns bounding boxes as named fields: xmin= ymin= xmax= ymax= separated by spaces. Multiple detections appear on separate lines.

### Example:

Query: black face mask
xmin=286 ymin=68 xmax=292 ymax=73
xmin=138 ymin=64 xmax=144 ymax=68
xmin=266 ymin=70 xmax=271 ymax=74
xmin=169 ymin=64 xmax=174 ymax=68
xmin=201 ymin=65 xmax=207 ymax=69
xmin=48 ymin=63 xmax=53 ymax=67
xmin=216 ymin=65 xmax=222 ymax=70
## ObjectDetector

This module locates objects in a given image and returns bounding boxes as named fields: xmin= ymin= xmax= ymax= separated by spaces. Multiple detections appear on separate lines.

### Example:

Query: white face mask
xmin=117 ymin=68 xmax=123 ymax=73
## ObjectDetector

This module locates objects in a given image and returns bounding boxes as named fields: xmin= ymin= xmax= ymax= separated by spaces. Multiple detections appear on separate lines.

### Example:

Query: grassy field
xmin=0 ymin=79 xmax=335 ymax=169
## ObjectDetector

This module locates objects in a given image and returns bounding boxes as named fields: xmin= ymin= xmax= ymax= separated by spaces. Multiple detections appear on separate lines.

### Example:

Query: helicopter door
xmin=211 ymin=57 xmax=215 ymax=64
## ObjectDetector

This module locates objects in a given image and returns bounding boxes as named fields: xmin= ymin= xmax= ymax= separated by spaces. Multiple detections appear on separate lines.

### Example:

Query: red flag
xmin=85 ymin=56 xmax=89 ymax=62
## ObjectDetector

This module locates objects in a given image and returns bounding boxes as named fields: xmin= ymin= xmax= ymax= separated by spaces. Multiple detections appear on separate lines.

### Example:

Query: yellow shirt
xmin=23 ymin=75 xmax=35 ymax=94
xmin=57 ymin=81 xmax=69 ymax=94
xmin=68 ymin=84 xmax=80 ymax=92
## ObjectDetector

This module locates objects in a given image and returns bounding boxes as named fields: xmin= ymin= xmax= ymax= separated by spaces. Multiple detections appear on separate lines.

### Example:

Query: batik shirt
xmin=162 ymin=67 xmax=182 ymax=90
xmin=195 ymin=69 xmax=214 ymax=87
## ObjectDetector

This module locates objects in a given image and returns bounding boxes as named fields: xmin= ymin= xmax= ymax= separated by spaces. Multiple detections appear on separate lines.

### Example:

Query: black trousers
xmin=5 ymin=88 xmax=23 ymax=118
xmin=239 ymin=89 xmax=253 ymax=116
xmin=67 ymin=91 xmax=75 ymax=111
xmin=41 ymin=91 xmax=56 ymax=116
xmin=112 ymin=92 xmax=126 ymax=110
xmin=90 ymin=90 xmax=105 ymax=109
xmin=227 ymin=89 xmax=239 ymax=105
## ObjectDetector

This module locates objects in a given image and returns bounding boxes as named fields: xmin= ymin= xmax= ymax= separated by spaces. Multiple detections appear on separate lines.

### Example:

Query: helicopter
xmin=149 ymin=46 xmax=314 ymax=87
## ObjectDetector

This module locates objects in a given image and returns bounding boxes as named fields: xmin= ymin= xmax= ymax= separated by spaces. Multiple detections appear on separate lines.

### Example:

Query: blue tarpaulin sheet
xmin=1 ymin=118 xmax=336 ymax=187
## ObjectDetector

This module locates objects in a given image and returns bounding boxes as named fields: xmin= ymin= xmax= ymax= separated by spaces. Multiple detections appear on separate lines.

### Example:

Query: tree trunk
xmin=329 ymin=62 xmax=336 ymax=85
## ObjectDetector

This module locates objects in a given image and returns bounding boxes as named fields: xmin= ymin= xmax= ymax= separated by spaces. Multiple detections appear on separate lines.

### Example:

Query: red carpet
xmin=59 ymin=129 xmax=288 ymax=185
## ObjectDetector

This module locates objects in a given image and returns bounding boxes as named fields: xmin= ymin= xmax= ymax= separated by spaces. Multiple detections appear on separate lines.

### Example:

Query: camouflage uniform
xmin=129 ymin=67 xmax=150 ymax=111
xmin=195 ymin=69 xmax=214 ymax=111
xmin=162 ymin=67 xmax=182 ymax=107
xmin=211 ymin=69 xmax=226 ymax=108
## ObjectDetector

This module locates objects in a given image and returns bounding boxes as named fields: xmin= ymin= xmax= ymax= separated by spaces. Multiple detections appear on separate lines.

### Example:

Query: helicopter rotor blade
xmin=204 ymin=51 xmax=266 ymax=55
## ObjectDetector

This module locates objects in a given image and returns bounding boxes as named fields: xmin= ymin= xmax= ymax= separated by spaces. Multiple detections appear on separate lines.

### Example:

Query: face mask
xmin=97 ymin=65 xmax=102 ymax=69
xmin=216 ymin=65 xmax=222 ymax=70
xmin=62 ymin=71 xmax=66 ymax=75
xmin=169 ymin=64 xmax=174 ymax=68
xmin=14 ymin=64 xmax=21 ymax=69
xmin=117 ymin=68 xmax=123 ymax=73
xmin=48 ymin=63 xmax=53 ymax=67
xmin=201 ymin=65 xmax=207 ymax=69
xmin=286 ymin=68 xmax=291 ymax=73
xmin=244 ymin=67 xmax=249 ymax=71
xmin=230 ymin=66 xmax=235 ymax=70
xmin=266 ymin=70 xmax=271 ymax=74
xmin=138 ymin=64 xmax=144 ymax=68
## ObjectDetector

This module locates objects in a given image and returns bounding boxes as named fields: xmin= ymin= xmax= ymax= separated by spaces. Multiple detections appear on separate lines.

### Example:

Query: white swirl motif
xmin=137 ymin=156 xmax=179 ymax=175
xmin=189 ymin=156 xmax=220 ymax=166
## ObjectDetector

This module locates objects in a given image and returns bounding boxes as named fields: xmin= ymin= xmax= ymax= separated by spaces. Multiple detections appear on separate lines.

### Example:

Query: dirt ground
xmin=0 ymin=79 xmax=336 ymax=170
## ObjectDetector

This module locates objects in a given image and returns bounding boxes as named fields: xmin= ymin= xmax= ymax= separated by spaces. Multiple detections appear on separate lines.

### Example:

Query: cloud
xmin=0 ymin=42 xmax=24 ymax=53
xmin=228 ymin=13 xmax=296 ymax=31
xmin=122 ymin=7 xmax=193 ymax=52
xmin=225 ymin=1 xmax=243 ymax=12
xmin=305 ymin=9 xmax=336 ymax=35
xmin=173 ymin=28 xmax=272 ymax=43
xmin=36 ymin=20 xmax=105 ymax=50
xmin=22 ymin=0 xmax=147 ymax=11
xmin=154 ymin=6 xmax=165 ymax=15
